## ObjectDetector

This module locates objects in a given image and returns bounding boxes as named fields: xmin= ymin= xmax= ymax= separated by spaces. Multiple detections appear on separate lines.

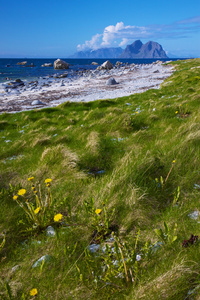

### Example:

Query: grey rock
xmin=115 ymin=61 xmax=123 ymax=67
xmin=15 ymin=79 xmax=23 ymax=83
xmin=41 ymin=63 xmax=53 ymax=67
xmin=46 ymin=226 xmax=56 ymax=236
xmin=26 ymin=63 xmax=35 ymax=67
xmin=6 ymin=80 xmax=24 ymax=89
xmin=91 ymin=62 xmax=99 ymax=65
xmin=58 ymin=73 xmax=68 ymax=78
xmin=88 ymin=244 xmax=100 ymax=253
xmin=32 ymin=255 xmax=52 ymax=268
xmin=101 ymin=60 xmax=113 ymax=70
xmin=31 ymin=100 xmax=45 ymax=106
xmin=17 ymin=61 xmax=27 ymax=65
xmin=54 ymin=59 xmax=69 ymax=70
xmin=106 ymin=77 xmax=118 ymax=85
xmin=188 ymin=210 xmax=199 ymax=220
xmin=11 ymin=265 xmax=21 ymax=273
xmin=97 ymin=60 xmax=113 ymax=71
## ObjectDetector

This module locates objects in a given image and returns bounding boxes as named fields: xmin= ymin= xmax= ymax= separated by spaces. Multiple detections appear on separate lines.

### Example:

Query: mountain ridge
xmin=71 ymin=40 xmax=168 ymax=59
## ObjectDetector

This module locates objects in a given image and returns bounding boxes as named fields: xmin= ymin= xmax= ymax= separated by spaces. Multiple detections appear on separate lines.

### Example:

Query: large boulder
xmin=101 ymin=60 xmax=113 ymax=70
xmin=97 ymin=60 xmax=113 ymax=71
xmin=106 ymin=77 xmax=118 ymax=85
xmin=54 ymin=59 xmax=69 ymax=70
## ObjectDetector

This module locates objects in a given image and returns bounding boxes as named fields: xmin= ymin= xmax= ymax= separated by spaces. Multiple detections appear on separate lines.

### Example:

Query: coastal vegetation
xmin=0 ymin=58 xmax=200 ymax=299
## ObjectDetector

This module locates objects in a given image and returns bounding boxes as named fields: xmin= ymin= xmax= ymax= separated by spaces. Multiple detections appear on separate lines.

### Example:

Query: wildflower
xmin=173 ymin=160 xmax=176 ymax=164
xmin=30 ymin=288 xmax=38 ymax=296
xmin=54 ymin=213 xmax=63 ymax=222
xmin=135 ymin=111 xmax=138 ymax=114
xmin=18 ymin=189 xmax=26 ymax=196
xmin=13 ymin=195 xmax=18 ymax=200
xmin=46 ymin=183 xmax=50 ymax=187
xmin=45 ymin=178 xmax=52 ymax=183
xmin=31 ymin=186 xmax=35 ymax=191
xmin=136 ymin=254 xmax=141 ymax=261
xmin=34 ymin=207 xmax=40 ymax=214
xmin=28 ymin=177 xmax=34 ymax=181
xmin=95 ymin=209 xmax=102 ymax=215
xmin=175 ymin=111 xmax=178 ymax=114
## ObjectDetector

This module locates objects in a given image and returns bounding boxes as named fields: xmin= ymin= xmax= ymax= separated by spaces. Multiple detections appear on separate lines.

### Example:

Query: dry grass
xmin=86 ymin=131 xmax=100 ymax=154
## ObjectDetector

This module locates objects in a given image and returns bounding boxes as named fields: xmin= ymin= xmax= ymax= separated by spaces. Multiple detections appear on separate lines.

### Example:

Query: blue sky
xmin=0 ymin=0 xmax=200 ymax=58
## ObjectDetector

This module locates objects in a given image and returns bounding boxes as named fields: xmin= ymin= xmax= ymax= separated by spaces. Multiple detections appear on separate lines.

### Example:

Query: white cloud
xmin=77 ymin=17 xmax=200 ymax=51
xmin=119 ymin=38 xmax=130 ymax=47
xmin=77 ymin=33 xmax=102 ymax=51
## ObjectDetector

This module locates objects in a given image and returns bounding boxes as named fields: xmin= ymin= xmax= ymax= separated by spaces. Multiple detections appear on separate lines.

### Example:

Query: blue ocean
xmin=0 ymin=58 xmax=181 ymax=84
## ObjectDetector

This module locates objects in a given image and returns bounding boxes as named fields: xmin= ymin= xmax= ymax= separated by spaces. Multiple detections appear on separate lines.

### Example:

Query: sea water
xmin=0 ymin=58 xmax=181 ymax=84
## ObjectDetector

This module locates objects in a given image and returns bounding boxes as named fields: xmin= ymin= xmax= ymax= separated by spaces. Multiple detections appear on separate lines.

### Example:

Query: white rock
xmin=32 ymin=255 xmax=52 ymax=268
xmin=188 ymin=211 xmax=199 ymax=220
xmin=54 ymin=59 xmax=69 ymax=70
xmin=41 ymin=63 xmax=53 ymax=67
xmin=31 ymin=100 xmax=45 ymax=106
xmin=88 ymin=244 xmax=100 ymax=253
xmin=97 ymin=60 xmax=113 ymax=70
xmin=136 ymin=254 xmax=141 ymax=261
xmin=46 ymin=226 xmax=56 ymax=236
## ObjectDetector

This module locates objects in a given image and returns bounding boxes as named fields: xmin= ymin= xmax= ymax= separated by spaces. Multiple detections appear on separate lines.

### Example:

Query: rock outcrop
xmin=54 ymin=59 xmax=69 ymax=70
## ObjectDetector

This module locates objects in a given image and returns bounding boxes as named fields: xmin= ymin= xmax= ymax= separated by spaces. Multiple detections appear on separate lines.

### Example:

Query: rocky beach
xmin=0 ymin=60 xmax=175 ymax=113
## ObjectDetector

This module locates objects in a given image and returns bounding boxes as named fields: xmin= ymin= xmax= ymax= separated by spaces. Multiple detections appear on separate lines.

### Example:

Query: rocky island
xmin=72 ymin=40 xmax=168 ymax=59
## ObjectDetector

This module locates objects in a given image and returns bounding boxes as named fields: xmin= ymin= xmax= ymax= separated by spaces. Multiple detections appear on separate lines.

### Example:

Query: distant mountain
xmin=71 ymin=47 xmax=123 ymax=59
xmin=70 ymin=40 xmax=168 ymax=59
xmin=119 ymin=40 xmax=168 ymax=59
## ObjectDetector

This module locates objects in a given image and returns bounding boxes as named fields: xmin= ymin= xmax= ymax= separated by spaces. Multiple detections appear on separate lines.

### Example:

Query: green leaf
xmin=164 ymin=221 xmax=169 ymax=234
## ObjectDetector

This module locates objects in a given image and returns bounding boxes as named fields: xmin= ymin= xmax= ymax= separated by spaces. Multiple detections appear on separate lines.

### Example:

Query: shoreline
xmin=0 ymin=61 xmax=175 ymax=113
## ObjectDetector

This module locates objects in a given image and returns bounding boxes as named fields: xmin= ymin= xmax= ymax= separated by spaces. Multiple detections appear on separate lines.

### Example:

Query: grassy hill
xmin=0 ymin=58 xmax=200 ymax=299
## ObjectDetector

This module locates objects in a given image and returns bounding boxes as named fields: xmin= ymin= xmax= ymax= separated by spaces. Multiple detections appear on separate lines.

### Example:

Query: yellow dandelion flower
xmin=95 ymin=209 xmax=102 ymax=215
xmin=173 ymin=160 xmax=176 ymax=163
xmin=18 ymin=189 xmax=26 ymax=196
xmin=34 ymin=207 xmax=40 ymax=214
xmin=13 ymin=195 xmax=18 ymax=200
xmin=30 ymin=288 xmax=38 ymax=296
xmin=175 ymin=111 xmax=178 ymax=114
xmin=46 ymin=183 xmax=50 ymax=187
xmin=45 ymin=178 xmax=52 ymax=183
xmin=31 ymin=186 xmax=35 ymax=190
xmin=54 ymin=213 xmax=63 ymax=222
xmin=135 ymin=111 xmax=138 ymax=114
xmin=28 ymin=177 xmax=34 ymax=181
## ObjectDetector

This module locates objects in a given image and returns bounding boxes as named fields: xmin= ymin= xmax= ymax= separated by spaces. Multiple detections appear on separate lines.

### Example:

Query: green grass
xmin=1 ymin=59 xmax=200 ymax=299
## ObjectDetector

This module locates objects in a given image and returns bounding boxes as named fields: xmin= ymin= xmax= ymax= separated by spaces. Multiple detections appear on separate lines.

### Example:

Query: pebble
xmin=188 ymin=211 xmax=199 ymax=220
xmin=31 ymin=100 xmax=45 ymax=106
xmin=32 ymin=255 xmax=52 ymax=268
xmin=11 ymin=265 xmax=21 ymax=273
xmin=45 ymin=226 xmax=56 ymax=237
xmin=88 ymin=244 xmax=100 ymax=253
